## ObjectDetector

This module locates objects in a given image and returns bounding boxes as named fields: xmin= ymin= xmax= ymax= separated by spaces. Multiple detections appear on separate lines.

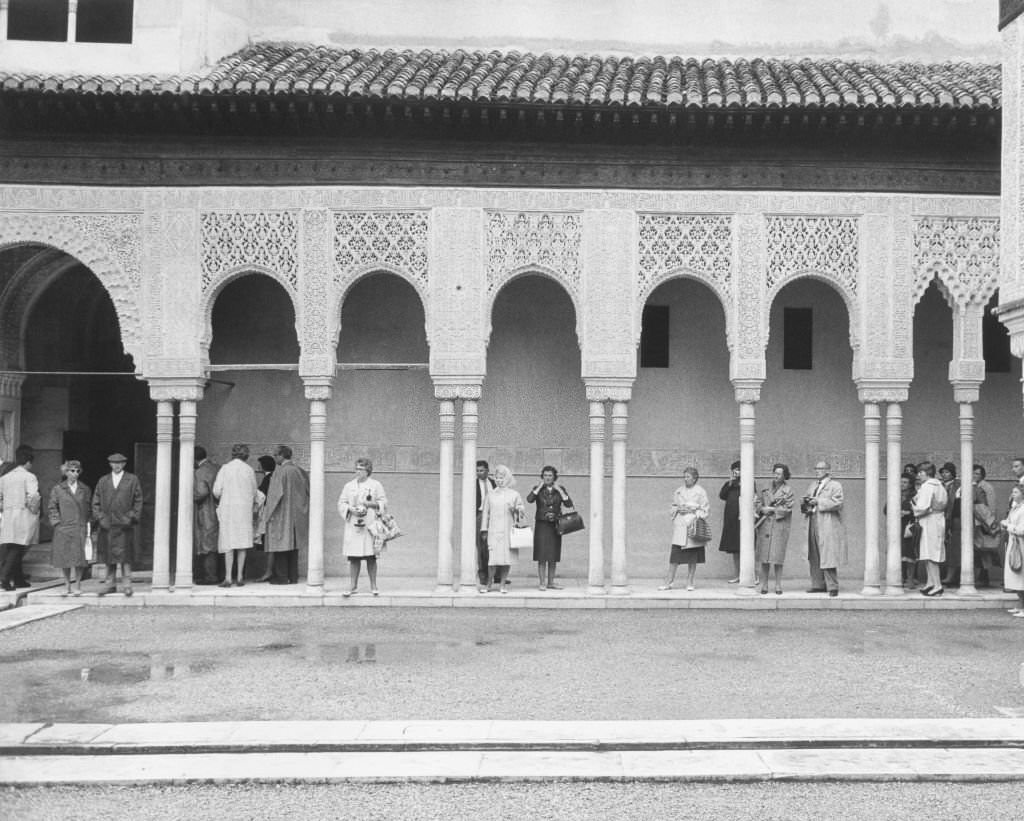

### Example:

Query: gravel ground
xmin=1 ymin=608 xmax=1022 ymax=722
xmin=4 ymin=782 xmax=1023 ymax=821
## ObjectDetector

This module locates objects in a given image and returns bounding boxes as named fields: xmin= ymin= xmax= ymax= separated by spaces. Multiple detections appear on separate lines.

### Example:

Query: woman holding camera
xmin=526 ymin=465 xmax=574 ymax=591
xmin=338 ymin=457 xmax=388 ymax=597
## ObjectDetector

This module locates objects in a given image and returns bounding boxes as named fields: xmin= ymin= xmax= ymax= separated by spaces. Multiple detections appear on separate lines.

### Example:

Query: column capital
xmin=298 ymin=354 xmax=337 ymax=380
xmin=731 ymin=378 xmax=763 ymax=404
xmin=948 ymin=359 xmax=985 ymax=404
xmin=584 ymin=378 xmax=633 ymax=403
xmin=302 ymin=376 xmax=334 ymax=401
xmin=148 ymin=377 xmax=206 ymax=403
xmin=433 ymin=378 xmax=482 ymax=401
xmin=855 ymin=378 xmax=911 ymax=404
xmin=0 ymin=372 xmax=25 ymax=399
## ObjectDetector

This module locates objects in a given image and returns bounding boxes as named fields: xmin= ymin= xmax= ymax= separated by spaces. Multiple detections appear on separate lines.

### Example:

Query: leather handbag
xmin=556 ymin=510 xmax=585 ymax=536
xmin=687 ymin=516 xmax=713 ymax=544
xmin=510 ymin=526 xmax=534 ymax=550
xmin=1010 ymin=535 xmax=1024 ymax=573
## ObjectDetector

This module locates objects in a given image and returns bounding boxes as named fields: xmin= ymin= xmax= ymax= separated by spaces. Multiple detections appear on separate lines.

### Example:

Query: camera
xmin=353 ymin=504 xmax=368 ymax=528
xmin=800 ymin=496 xmax=815 ymax=515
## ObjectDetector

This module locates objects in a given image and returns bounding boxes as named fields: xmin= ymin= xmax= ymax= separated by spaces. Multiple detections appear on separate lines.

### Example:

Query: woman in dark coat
xmin=526 ymin=465 xmax=574 ymax=591
xmin=47 ymin=460 xmax=91 ymax=597
xmin=254 ymin=454 xmax=276 ymax=583
xmin=718 ymin=460 xmax=742 ymax=582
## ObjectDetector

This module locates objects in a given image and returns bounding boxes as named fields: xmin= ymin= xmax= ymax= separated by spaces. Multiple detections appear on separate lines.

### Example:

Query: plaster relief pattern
xmin=301 ymin=208 xmax=336 ymax=372
xmin=200 ymin=210 xmax=299 ymax=293
xmin=332 ymin=210 xmax=430 ymax=290
xmin=913 ymin=216 xmax=1000 ymax=307
xmin=636 ymin=213 xmax=733 ymax=307
xmin=766 ymin=215 xmax=859 ymax=296
xmin=485 ymin=211 xmax=582 ymax=296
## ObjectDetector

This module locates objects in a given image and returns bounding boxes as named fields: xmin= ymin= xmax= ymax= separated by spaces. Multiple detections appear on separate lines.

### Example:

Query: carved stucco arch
xmin=331 ymin=264 xmax=433 ymax=354
xmin=0 ymin=220 xmax=143 ymax=370
xmin=633 ymin=269 xmax=733 ymax=350
xmin=765 ymin=270 xmax=861 ymax=355
xmin=199 ymin=266 xmax=301 ymax=356
xmin=484 ymin=265 xmax=583 ymax=349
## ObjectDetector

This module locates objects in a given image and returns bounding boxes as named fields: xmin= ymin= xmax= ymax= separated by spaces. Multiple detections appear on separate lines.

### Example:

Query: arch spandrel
xmin=0 ymin=212 xmax=145 ymax=371
xmin=912 ymin=216 xmax=1000 ymax=309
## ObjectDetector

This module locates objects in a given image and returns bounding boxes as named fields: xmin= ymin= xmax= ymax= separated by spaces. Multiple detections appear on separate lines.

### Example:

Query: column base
xmin=587 ymin=584 xmax=607 ymax=595
xmin=304 ymin=583 xmax=323 ymax=595
xmin=434 ymin=583 xmax=454 ymax=594
xmin=609 ymin=584 xmax=630 ymax=596
xmin=956 ymin=584 xmax=980 ymax=598
xmin=734 ymin=585 xmax=760 ymax=597
xmin=174 ymin=577 xmax=193 ymax=591
xmin=860 ymin=585 xmax=882 ymax=597
xmin=884 ymin=585 xmax=905 ymax=596
xmin=151 ymin=585 xmax=171 ymax=592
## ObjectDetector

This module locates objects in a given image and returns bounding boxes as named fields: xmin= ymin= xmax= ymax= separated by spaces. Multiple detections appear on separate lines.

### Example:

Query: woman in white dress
xmin=337 ymin=457 xmax=387 ymax=597
xmin=911 ymin=461 xmax=947 ymax=597
xmin=659 ymin=466 xmax=710 ymax=592
xmin=999 ymin=484 xmax=1024 ymax=618
xmin=480 ymin=464 xmax=526 ymax=594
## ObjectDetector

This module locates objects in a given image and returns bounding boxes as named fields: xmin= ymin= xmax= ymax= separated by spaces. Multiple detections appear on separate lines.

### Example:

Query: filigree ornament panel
xmin=485 ymin=211 xmax=582 ymax=295
xmin=200 ymin=211 xmax=299 ymax=292
xmin=912 ymin=216 xmax=999 ymax=307
xmin=332 ymin=210 xmax=430 ymax=289
xmin=766 ymin=215 xmax=859 ymax=296
xmin=636 ymin=213 xmax=733 ymax=302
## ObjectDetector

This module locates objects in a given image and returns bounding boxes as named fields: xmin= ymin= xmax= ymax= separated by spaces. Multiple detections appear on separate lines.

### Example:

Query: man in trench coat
xmin=92 ymin=452 xmax=144 ymax=596
xmin=0 ymin=444 xmax=40 ymax=590
xmin=803 ymin=460 xmax=847 ymax=596
xmin=263 ymin=444 xmax=309 ymax=585
xmin=193 ymin=446 xmax=221 ymax=585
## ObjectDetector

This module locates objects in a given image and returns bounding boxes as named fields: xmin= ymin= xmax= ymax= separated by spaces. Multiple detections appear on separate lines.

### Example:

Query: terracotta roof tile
xmin=0 ymin=43 xmax=1001 ymax=111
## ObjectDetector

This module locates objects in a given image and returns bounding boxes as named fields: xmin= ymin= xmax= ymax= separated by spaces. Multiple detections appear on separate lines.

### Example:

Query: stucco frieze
xmin=485 ymin=210 xmax=582 ymax=298
xmin=913 ymin=216 xmax=1000 ymax=308
xmin=199 ymin=210 xmax=300 ymax=293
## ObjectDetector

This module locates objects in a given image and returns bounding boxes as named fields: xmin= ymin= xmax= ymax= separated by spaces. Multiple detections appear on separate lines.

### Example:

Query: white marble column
xmin=860 ymin=400 xmax=882 ymax=595
xmin=610 ymin=400 xmax=629 ymax=594
xmin=0 ymin=2 xmax=9 ymax=44
xmin=587 ymin=400 xmax=607 ymax=594
xmin=304 ymin=382 xmax=331 ymax=591
xmin=173 ymin=399 xmax=198 ymax=591
xmin=151 ymin=398 xmax=174 ymax=591
xmin=66 ymin=0 xmax=78 ymax=42
xmin=736 ymin=396 xmax=758 ymax=590
xmin=436 ymin=397 xmax=456 ymax=591
xmin=957 ymin=401 xmax=978 ymax=596
xmin=0 ymin=373 xmax=25 ymax=463
xmin=885 ymin=403 xmax=905 ymax=595
xmin=459 ymin=394 xmax=481 ymax=589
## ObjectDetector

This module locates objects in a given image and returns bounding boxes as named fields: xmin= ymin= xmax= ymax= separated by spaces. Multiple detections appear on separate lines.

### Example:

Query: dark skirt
xmin=670 ymin=544 xmax=705 ymax=565
xmin=533 ymin=520 xmax=562 ymax=562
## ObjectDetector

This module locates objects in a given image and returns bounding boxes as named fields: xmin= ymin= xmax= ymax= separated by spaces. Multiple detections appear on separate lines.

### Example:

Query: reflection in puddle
xmin=73 ymin=659 xmax=215 ymax=684
xmin=346 ymin=644 xmax=377 ymax=664
xmin=258 ymin=642 xmax=298 ymax=652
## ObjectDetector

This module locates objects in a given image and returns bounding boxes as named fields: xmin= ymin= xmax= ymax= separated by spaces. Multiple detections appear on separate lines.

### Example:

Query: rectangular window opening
xmin=76 ymin=0 xmax=134 ymax=44
xmin=7 ymin=0 xmax=68 ymax=42
xmin=640 ymin=304 xmax=669 ymax=368
xmin=783 ymin=307 xmax=813 ymax=370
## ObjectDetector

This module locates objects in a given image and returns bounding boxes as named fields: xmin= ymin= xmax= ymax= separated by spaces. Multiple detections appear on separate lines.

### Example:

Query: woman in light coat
xmin=212 ymin=443 xmax=263 ymax=588
xmin=338 ymin=457 xmax=387 ymax=597
xmin=755 ymin=463 xmax=794 ymax=595
xmin=480 ymin=464 xmax=526 ymax=594
xmin=659 ymin=466 xmax=710 ymax=591
xmin=47 ymin=460 xmax=91 ymax=597
xmin=912 ymin=461 xmax=947 ymax=596
xmin=1000 ymin=484 xmax=1024 ymax=618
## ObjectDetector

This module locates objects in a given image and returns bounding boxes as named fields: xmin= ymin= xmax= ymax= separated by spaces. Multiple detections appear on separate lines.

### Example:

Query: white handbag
xmin=509 ymin=526 xmax=534 ymax=550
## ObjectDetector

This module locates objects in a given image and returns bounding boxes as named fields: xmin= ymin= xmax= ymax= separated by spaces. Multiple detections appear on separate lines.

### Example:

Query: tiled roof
xmin=0 ymin=43 xmax=1002 ymax=110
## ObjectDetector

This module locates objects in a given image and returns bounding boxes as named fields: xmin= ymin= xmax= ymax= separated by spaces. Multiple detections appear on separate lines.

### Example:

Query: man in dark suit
xmin=92 ymin=452 xmax=144 ymax=597
xmin=475 ymin=460 xmax=496 ymax=586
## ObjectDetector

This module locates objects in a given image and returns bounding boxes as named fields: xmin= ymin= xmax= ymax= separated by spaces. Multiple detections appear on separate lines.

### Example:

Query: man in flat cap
xmin=92 ymin=452 xmax=143 ymax=596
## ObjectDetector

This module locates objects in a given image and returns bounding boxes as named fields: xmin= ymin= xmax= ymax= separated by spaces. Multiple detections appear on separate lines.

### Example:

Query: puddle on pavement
xmin=67 ymin=659 xmax=216 ymax=685
xmin=250 ymin=638 xmax=530 ymax=664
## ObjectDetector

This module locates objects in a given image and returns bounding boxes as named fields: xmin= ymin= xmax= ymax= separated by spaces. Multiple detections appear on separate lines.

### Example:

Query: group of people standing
xmin=475 ymin=461 xmax=576 ymax=593
xmin=0 ymin=445 xmax=143 ymax=597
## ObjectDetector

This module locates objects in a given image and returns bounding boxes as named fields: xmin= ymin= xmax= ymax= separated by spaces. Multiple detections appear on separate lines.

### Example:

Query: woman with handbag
xmin=660 ymin=466 xmax=710 ymax=591
xmin=526 ymin=465 xmax=574 ymax=591
xmin=47 ymin=460 xmax=91 ymax=597
xmin=338 ymin=457 xmax=388 ymax=597
xmin=480 ymin=464 xmax=526 ymax=594
xmin=755 ymin=463 xmax=794 ymax=595
xmin=999 ymin=484 xmax=1024 ymax=618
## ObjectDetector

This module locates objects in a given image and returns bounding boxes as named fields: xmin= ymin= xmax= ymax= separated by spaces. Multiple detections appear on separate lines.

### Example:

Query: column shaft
xmin=610 ymin=401 xmax=628 ymax=592
xmin=173 ymin=400 xmax=197 ymax=590
xmin=885 ymin=404 xmax=905 ymax=595
xmin=436 ymin=400 xmax=455 ymax=591
xmin=738 ymin=402 xmax=757 ymax=588
xmin=861 ymin=402 xmax=882 ymax=595
xmin=958 ymin=403 xmax=978 ymax=595
xmin=459 ymin=400 xmax=479 ymax=589
xmin=306 ymin=398 xmax=327 ymax=589
xmin=151 ymin=400 xmax=174 ymax=591
xmin=587 ymin=401 xmax=606 ymax=593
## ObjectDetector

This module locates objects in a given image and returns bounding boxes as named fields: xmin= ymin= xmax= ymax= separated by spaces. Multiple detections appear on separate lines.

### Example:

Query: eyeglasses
xmin=66 ymin=469 xmax=81 ymax=473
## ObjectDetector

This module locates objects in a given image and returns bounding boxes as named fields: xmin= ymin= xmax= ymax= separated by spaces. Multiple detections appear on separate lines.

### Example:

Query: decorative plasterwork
xmin=636 ymin=213 xmax=733 ymax=308
xmin=200 ymin=210 xmax=299 ymax=293
xmin=912 ymin=216 xmax=1000 ymax=307
xmin=765 ymin=215 xmax=859 ymax=297
xmin=332 ymin=210 xmax=430 ymax=291
xmin=485 ymin=211 xmax=582 ymax=296
xmin=0 ymin=210 xmax=144 ymax=368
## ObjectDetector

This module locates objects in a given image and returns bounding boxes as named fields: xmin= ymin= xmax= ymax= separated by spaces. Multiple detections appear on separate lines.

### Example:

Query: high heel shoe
xmin=775 ymin=586 xmax=783 ymax=595
xmin=759 ymin=584 xmax=768 ymax=595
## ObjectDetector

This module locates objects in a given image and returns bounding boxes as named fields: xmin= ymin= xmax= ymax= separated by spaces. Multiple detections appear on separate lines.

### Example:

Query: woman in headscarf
xmin=47 ymin=460 xmax=91 ymax=597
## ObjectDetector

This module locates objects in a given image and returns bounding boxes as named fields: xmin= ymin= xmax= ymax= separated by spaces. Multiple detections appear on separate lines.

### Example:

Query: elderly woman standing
xmin=338 ymin=457 xmax=387 ymax=597
xmin=755 ymin=463 xmax=795 ymax=595
xmin=480 ymin=464 xmax=526 ymax=594
xmin=660 ymin=466 xmax=710 ymax=591
xmin=212 ymin=443 xmax=263 ymax=588
xmin=526 ymin=465 xmax=574 ymax=591
xmin=47 ymin=460 xmax=91 ymax=597
xmin=912 ymin=461 xmax=948 ymax=597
